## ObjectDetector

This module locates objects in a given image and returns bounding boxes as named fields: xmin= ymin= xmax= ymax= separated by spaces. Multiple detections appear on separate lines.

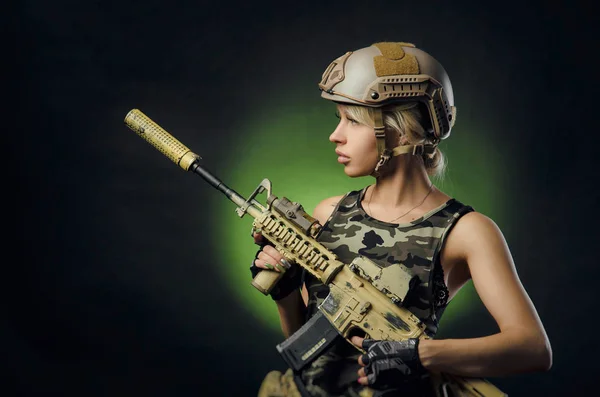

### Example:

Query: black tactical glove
xmin=360 ymin=338 xmax=428 ymax=390
xmin=249 ymin=242 xmax=302 ymax=301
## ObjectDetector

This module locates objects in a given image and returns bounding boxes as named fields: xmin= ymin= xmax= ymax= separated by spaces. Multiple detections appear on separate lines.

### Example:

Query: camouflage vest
xmin=305 ymin=187 xmax=474 ymax=336
xmin=299 ymin=188 xmax=473 ymax=396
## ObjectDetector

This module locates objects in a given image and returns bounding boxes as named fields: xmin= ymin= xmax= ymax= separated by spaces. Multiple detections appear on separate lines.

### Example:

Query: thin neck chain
xmin=366 ymin=183 xmax=434 ymax=223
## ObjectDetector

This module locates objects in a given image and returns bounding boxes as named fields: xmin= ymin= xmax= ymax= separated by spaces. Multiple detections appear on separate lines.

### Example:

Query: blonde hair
xmin=342 ymin=103 xmax=447 ymax=178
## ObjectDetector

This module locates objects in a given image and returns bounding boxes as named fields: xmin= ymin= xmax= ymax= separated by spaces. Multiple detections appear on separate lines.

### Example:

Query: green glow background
xmin=214 ymin=85 xmax=507 ymax=331
xmin=11 ymin=1 xmax=599 ymax=396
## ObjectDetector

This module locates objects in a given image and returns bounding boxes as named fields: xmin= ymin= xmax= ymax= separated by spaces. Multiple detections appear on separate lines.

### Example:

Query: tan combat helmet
xmin=318 ymin=42 xmax=456 ymax=175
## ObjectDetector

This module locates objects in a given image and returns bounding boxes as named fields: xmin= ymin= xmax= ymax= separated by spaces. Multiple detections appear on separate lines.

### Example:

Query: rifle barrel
xmin=124 ymin=108 xmax=251 ymax=211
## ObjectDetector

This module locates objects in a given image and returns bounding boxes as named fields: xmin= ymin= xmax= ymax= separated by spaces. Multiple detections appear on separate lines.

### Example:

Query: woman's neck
xmin=369 ymin=157 xmax=434 ymax=209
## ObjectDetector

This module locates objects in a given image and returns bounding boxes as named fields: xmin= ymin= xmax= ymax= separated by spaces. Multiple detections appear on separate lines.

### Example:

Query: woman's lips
xmin=336 ymin=151 xmax=350 ymax=163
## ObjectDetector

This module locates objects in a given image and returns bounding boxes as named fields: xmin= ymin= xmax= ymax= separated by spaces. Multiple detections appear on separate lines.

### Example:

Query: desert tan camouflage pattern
xmin=258 ymin=369 xmax=303 ymax=397
xmin=299 ymin=187 xmax=473 ymax=396
xmin=258 ymin=367 xmax=374 ymax=397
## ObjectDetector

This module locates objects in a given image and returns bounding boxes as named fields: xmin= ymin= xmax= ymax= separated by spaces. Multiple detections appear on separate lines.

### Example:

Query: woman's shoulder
xmin=312 ymin=194 xmax=346 ymax=224
xmin=453 ymin=211 xmax=501 ymax=237
xmin=444 ymin=210 xmax=507 ymax=262
xmin=313 ymin=187 xmax=369 ymax=224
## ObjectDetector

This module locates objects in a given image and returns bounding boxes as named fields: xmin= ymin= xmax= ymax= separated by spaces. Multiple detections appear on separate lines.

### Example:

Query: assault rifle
xmin=124 ymin=109 xmax=507 ymax=397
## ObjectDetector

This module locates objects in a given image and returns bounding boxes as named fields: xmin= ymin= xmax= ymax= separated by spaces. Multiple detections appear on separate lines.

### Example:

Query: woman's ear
xmin=398 ymin=134 xmax=409 ymax=145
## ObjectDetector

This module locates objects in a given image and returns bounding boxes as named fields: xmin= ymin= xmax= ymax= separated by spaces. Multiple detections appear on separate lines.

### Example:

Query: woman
xmin=251 ymin=42 xmax=552 ymax=397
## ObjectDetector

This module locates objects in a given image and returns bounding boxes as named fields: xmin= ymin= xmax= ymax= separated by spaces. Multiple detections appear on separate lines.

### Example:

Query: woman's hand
xmin=252 ymin=232 xmax=292 ymax=273
xmin=250 ymin=231 xmax=300 ymax=301
xmin=351 ymin=336 xmax=426 ymax=387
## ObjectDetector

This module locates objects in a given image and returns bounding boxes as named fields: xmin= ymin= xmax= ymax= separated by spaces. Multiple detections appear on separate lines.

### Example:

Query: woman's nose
xmin=329 ymin=123 xmax=345 ymax=143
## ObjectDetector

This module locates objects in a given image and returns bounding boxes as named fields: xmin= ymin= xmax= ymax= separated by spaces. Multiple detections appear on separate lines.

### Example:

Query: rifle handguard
xmin=249 ymin=195 xmax=328 ymax=296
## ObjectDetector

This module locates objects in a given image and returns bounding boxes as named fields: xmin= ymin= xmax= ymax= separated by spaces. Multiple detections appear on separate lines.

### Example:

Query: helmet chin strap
xmin=371 ymin=108 xmax=437 ymax=178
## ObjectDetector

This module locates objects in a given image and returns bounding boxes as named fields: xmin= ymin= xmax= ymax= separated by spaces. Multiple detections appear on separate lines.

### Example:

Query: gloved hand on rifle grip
xmin=352 ymin=337 xmax=429 ymax=390
xmin=250 ymin=232 xmax=302 ymax=301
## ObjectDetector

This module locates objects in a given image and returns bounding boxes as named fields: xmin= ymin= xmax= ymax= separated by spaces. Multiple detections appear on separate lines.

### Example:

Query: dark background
xmin=9 ymin=0 xmax=599 ymax=396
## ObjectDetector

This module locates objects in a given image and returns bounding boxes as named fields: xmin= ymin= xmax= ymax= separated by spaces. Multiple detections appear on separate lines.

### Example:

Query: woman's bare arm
xmin=418 ymin=212 xmax=553 ymax=376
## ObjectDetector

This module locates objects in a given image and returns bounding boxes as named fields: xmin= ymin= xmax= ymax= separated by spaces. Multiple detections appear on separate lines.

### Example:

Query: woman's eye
xmin=347 ymin=118 xmax=358 ymax=125
xmin=334 ymin=112 xmax=341 ymax=119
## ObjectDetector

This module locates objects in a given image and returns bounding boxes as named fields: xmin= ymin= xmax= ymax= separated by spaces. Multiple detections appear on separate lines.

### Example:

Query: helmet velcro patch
xmin=372 ymin=42 xmax=420 ymax=77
